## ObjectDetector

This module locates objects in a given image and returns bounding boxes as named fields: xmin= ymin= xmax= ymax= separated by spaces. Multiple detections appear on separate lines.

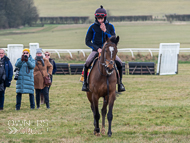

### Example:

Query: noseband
xmin=98 ymin=42 xmax=116 ymax=76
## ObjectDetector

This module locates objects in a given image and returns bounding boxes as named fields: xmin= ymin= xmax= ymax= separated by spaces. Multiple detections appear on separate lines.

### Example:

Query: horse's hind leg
xmin=107 ymin=94 xmax=115 ymax=137
xmin=101 ymin=96 xmax=108 ymax=135
xmin=92 ymin=95 xmax=100 ymax=136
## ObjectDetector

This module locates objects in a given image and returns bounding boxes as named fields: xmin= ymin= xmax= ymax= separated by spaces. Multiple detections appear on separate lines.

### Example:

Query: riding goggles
xmin=95 ymin=13 xmax=107 ymax=18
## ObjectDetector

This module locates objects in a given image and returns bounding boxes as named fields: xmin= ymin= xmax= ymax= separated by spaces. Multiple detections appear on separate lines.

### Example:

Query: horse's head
xmin=101 ymin=35 xmax=119 ymax=75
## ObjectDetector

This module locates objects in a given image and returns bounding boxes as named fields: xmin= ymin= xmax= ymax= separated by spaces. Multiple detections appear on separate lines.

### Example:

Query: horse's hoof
xmin=101 ymin=128 xmax=106 ymax=135
xmin=94 ymin=131 xmax=101 ymax=137
xmin=107 ymin=132 xmax=112 ymax=137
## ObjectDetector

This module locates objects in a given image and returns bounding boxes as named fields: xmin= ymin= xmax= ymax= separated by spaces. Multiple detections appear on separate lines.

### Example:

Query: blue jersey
xmin=85 ymin=20 xmax=115 ymax=51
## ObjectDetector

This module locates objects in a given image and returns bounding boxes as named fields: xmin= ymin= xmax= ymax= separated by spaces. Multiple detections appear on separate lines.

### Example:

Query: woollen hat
xmin=23 ymin=48 xmax=30 ymax=54
xmin=36 ymin=48 xmax=42 ymax=54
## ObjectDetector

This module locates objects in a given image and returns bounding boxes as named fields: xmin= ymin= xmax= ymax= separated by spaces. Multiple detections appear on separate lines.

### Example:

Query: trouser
xmin=41 ymin=77 xmax=52 ymax=104
xmin=85 ymin=51 xmax=122 ymax=67
xmin=35 ymin=87 xmax=49 ymax=108
xmin=16 ymin=93 xmax=35 ymax=109
xmin=0 ymin=89 xmax=5 ymax=108
xmin=48 ymin=76 xmax=53 ymax=91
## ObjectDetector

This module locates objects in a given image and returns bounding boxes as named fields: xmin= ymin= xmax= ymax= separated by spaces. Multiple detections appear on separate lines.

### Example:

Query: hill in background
xmin=34 ymin=0 xmax=190 ymax=19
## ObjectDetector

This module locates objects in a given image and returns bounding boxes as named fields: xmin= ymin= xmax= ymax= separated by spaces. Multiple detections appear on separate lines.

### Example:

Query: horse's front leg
xmin=92 ymin=94 xmax=100 ymax=136
xmin=101 ymin=96 xmax=108 ymax=135
xmin=90 ymin=103 xmax=96 ymax=127
xmin=87 ymin=92 xmax=96 ymax=128
xmin=107 ymin=94 xmax=115 ymax=137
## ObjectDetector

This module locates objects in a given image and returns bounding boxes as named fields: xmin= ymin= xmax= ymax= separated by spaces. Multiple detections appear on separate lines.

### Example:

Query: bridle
xmin=98 ymin=42 xmax=117 ymax=76
xmin=97 ymin=42 xmax=117 ymax=103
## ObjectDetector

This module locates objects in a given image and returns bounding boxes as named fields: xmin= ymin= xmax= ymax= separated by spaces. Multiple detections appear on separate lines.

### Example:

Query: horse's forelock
xmin=110 ymin=36 xmax=119 ymax=45
xmin=110 ymin=37 xmax=117 ymax=44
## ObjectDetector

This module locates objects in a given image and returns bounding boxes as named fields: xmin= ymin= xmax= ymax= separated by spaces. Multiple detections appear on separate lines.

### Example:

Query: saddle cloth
xmin=80 ymin=57 xmax=98 ymax=82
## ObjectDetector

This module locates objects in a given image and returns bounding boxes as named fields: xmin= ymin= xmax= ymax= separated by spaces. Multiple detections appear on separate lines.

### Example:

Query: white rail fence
xmin=2 ymin=48 xmax=190 ymax=58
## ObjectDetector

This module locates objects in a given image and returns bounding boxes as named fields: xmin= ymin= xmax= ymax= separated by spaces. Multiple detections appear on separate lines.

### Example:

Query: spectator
xmin=34 ymin=49 xmax=53 ymax=109
xmin=0 ymin=49 xmax=13 ymax=111
xmin=15 ymin=48 xmax=35 ymax=110
xmin=41 ymin=51 xmax=57 ymax=104
xmin=44 ymin=52 xmax=57 ymax=77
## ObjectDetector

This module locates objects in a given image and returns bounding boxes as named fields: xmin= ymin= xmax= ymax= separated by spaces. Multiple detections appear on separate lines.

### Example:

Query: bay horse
xmin=87 ymin=35 xmax=119 ymax=137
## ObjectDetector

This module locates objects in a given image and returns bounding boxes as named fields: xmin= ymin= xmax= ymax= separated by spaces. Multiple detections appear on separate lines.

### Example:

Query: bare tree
xmin=0 ymin=0 xmax=38 ymax=29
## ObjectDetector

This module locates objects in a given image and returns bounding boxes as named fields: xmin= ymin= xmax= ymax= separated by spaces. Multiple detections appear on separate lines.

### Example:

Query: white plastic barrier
xmin=29 ymin=43 xmax=39 ymax=59
xmin=157 ymin=43 xmax=180 ymax=75
xmin=7 ymin=44 xmax=24 ymax=70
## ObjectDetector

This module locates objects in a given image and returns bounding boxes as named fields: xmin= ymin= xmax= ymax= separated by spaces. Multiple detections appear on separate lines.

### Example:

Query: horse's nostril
xmin=107 ymin=67 xmax=113 ymax=72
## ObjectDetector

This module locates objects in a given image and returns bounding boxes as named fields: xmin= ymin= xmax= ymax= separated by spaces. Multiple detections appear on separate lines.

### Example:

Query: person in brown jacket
xmin=33 ymin=48 xmax=53 ymax=109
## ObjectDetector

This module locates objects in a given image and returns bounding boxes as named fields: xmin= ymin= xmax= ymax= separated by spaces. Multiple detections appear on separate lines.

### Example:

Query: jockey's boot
xmin=82 ymin=65 xmax=89 ymax=91
xmin=118 ymin=66 xmax=125 ymax=92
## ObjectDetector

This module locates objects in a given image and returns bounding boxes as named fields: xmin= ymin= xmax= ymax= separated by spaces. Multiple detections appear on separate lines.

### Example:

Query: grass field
xmin=33 ymin=0 xmax=190 ymax=18
xmin=1 ymin=1 xmax=190 ymax=142
xmin=1 ymin=64 xmax=190 ymax=142
xmin=1 ymin=22 xmax=190 ymax=50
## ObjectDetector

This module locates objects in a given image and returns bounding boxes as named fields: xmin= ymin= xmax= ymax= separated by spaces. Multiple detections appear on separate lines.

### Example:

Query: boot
xmin=118 ymin=66 xmax=125 ymax=92
xmin=46 ymin=102 xmax=50 ymax=109
xmin=82 ymin=65 xmax=89 ymax=91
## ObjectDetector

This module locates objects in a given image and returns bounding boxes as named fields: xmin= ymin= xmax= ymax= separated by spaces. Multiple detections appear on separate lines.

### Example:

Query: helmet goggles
xmin=95 ymin=13 xmax=107 ymax=18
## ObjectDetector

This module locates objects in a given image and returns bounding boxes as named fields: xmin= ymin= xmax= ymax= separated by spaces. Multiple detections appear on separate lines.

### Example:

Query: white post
xmin=80 ymin=50 xmax=86 ymax=57
xmin=148 ymin=49 xmax=153 ymax=57
xmin=7 ymin=44 xmax=24 ymax=71
xmin=129 ymin=49 xmax=134 ymax=57
xmin=54 ymin=50 xmax=61 ymax=58
xmin=67 ymin=50 xmax=73 ymax=58
xmin=29 ymin=43 xmax=39 ymax=59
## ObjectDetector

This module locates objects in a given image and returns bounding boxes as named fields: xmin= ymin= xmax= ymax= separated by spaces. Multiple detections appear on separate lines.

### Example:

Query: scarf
xmin=35 ymin=56 xmax=44 ymax=66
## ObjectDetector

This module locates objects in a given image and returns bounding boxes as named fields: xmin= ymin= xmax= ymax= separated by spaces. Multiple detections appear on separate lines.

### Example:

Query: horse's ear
xmin=105 ymin=34 xmax=109 ymax=42
xmin=116 ymin=36 xmax=119 ymax=45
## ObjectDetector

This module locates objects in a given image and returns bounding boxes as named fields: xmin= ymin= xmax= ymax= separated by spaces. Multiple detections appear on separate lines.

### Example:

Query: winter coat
xmin=0 ymin=59 xmax=6 ymax=91
xmin=15 ymin=55 xmax=35 ymax=94
xmin=49 ymin=58 xmax=57 ymax=74
xmin=85 ymin=20 xmax=115 ymax=51
xmin=34 ymin=58 xmax=53 ymax=89
xmin=3 ymin=56 xmax=13 ymax=87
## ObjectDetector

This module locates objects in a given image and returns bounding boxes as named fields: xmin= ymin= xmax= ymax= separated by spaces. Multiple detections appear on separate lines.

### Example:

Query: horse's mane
xmin=109 ymin=36 xmax=119 ymax=45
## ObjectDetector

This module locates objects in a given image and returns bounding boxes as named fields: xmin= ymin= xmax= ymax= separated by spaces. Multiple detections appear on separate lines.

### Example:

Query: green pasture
xmin=1 ymin=64 xmax=190 ymax=142
xmin=1 ymin=22 xmax=190 ymax=49
xmin=33 ymin=0 xmax=190 ymax=18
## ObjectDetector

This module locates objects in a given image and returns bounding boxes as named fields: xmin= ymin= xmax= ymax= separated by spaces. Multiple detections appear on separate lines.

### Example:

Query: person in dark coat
xmin=0 ymin=57 xmax=6 ymax=94
xmin=44 ymin=51 xmax=57 ymax=87
xmin=0 ymin=49 xmax=13 ymax=110
xmin=82 ymin=5 xmax=125 ymax=92
xmin=15 ymin=48 xmax=35 ymax=110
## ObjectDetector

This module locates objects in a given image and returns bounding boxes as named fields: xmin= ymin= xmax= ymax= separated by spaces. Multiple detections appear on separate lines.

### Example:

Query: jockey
xmin=82 ymin=5 xmax=125 ymax=92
